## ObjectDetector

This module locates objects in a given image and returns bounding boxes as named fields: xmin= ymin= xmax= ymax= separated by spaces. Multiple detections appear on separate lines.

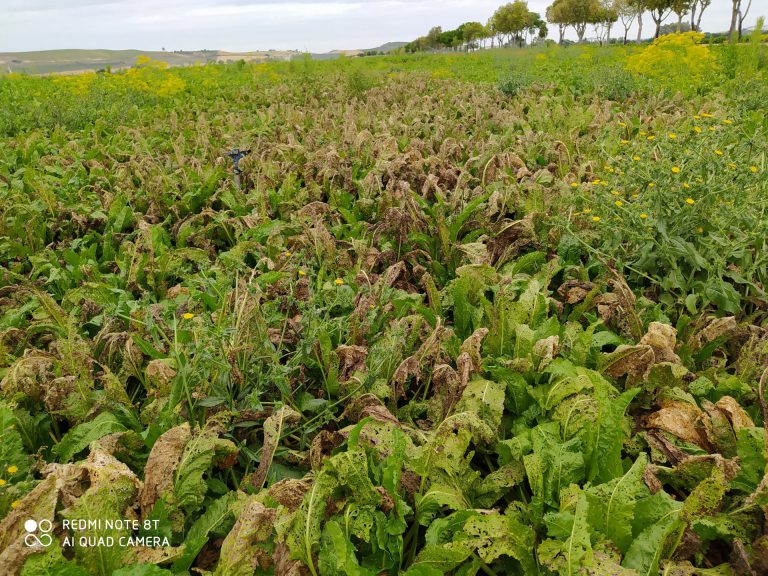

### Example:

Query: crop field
xmin=1 ymin=35 xmax=768 ymax=576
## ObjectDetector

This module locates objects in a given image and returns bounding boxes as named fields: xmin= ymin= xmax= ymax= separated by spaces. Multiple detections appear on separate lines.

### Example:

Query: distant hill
xmin=0 ymin=43 xmax=409 ymax=75
xmin=0 ymin=49 xmax=218 ymax=75
xmin=363 ymin=42 xmax=408 ymax=53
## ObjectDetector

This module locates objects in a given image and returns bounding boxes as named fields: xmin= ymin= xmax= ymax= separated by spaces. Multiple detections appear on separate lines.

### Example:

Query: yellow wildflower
xmin=640 ymin=213 xmax=648 ymax=219
xmin=570 ymin=182 xmax=579 ymax=188
xmin=334 ymin=278 xmax=345 ymax=286
xmin=709 ymin=127 xmax=716 ymax=132
xmin=633 ymin=155 xmax=640 ymax=161
xmin=694 ymin=126 xmax=702 ymax=134
xmin=693 ymin=115 xmax=701 ymax=119
xmin=284 ymin=251 xmax=292 ymax=257
xmin=695 ymin=177 xmax=704 ymax=183
xmin=682 ymin=183 xmax=690 ymax=189
xmin=715 ymin=150 xmax=723 ymax=156
xmin=592 ymin=216 xmax=601 ymax=222
xmin=621 ymin=139 xmax=630 ymax=144
xmin=723 ymin=119 xmax=733 ymax=125
xmin=639 ymin=131 xmax=647 ymax=135
xmin=583 ymin=208 xmax=592 ymax=214
xmin=632 ymin=193 xmax=639 ymax=198
xmin=11 ymin=500 xmax=20 ymax=509
xmin=701 ymin=112 xmax=713 ymax=118
xmin=686 ymin=198 xmax=695 ymax=205
xmin=615 ymin=200 xmax=623 ymax=207
xmin=728 ymin=163 xmax=736 ymax=169
xmin=697 ymin=227 xmax=704 ymax=233
xmin=647 ymin=135 xmax=655 ymax=141
xmin=750 ymin=166 xmax=758 ymax=173
xmin=648 ymin=183 xmax=656 ymax=188
xmin=668 ymin=133 xmax=677 ymax=139
xmin=298 ymin=270 xmax=306 ymax=277
xmin=0 ymin=479 xmax=6 ymax=486
xmin=618 ymin=121 xmax=627 ymax=127
xmin=182 ymin=313 xmax=194 ymax=320
xmin=671 ymin=166 xmax=681 ymax=173
xmin=611 ymin=190 xmax=620 ymax=196
xmin=7 ymin=466 xmax=18 ymax=474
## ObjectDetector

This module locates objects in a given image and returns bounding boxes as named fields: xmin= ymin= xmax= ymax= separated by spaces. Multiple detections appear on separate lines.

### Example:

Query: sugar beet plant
xmin=1 ymin=41 xmax=768 ymax=576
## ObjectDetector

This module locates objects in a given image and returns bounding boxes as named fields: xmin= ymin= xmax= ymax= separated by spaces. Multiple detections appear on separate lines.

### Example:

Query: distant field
xmin=0 ymin=43 xmax=407 ymax=74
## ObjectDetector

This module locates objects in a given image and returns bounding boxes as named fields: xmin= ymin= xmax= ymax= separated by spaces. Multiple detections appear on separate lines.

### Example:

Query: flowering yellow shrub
xmin=626 ymin=32 xmax=717 ymax=93
xmin=53 ymin=72 xmax=97 ymax=96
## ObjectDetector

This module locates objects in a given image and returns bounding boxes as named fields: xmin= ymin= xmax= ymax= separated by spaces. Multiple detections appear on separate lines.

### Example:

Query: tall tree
xmin=545 ymin=0 xmax=602 ymax=42
xmin=689 ymin=0 xmax=711 ymax=31
xmin=636 ymin=0 xmax=646 ymax=40
xmin=492 ymin=1 xmax=539 ymax=46
xmin=615 ymin=0 xmax=640 ymax=43
xmin=646 ymin=0 xmax=674 ymax=37
xmin=737 ymin=0 xmax=753 ymax=40
xmin=458 ymin=21 xmax=486 ymax=51
xmin=546 ymin=0 xmax=569 ymax=43
xmin=671 ymin=0 xmax=692 ymax=32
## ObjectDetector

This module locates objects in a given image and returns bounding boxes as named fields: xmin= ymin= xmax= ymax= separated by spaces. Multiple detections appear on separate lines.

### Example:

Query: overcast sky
xmin=0 ymin=0 xmax=755 ymax=53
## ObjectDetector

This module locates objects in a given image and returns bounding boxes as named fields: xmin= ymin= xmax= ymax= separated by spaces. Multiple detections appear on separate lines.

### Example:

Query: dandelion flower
xmin=647 ymin=135 xmax=655 ymax=141
xmin=686 ymin=198 xmax=695 ymax=205
xmin=750 ymin=166 xmax=758 ymax=173
xmin=583 ymin=208 xmax=592 ymax=214
xmin=570 ymin=182 xmax=579 ymax=188
xmin=618 ymin=121 xmax=627 ymax=127
xmin=639 ymin=213 xmax=648 ymax=219
xmin=633 ymin=155 xmax=640 ymax=161
xmin=7 ymin=466 xmax=18 ymax=474
xmin=615 ymin=200 xmax=623 ymax=207
xmin=701 ymin=112 xmax=713 ymax=118
xmin=709 ymin=127 xmax=716 ymax=132
xmin=0 ymin=479 xmax=6 ymax=486
xmin=334 ymin=278 xmax=345 ymax=286
xmin=639 ymin=131 xmax=647 ymax=136
xmin=668 ymin=133 xmax=677 ymax=139
xmin=723 ymin=119 xmax=733 ymax=125
xmin=632 ymin=193 xmax=639 ymax=198
xmin=694 ymin=126 xmax=702 ymax=134
xmin=682 ymin=183 xmax=690 ymax=189
xmin=592 ymin=216 xmax=601 ymax=222
xmin=369 ymin=304 xmax=375 ymax=309
xmin=298 ymin=270 xmax=306 ymax=277
xmin=284 ymin=251 xmax=292 ymax=257
xmin=715 ymin=150 xmax=723 ymax=156
xmin=648 ymin=183 xmax=656 ymax=188
xmin=182 ymin=313 xmax=194 ymax=320
xmin=11 ymin=500 xmax=20 ymax=509
xmin=621 ymin=139 xmax=630 ymax=144
xmin=697 ymin=227 xmax=704 ymax=233
xmin=611 ymin=190 xmax=620 ymax=196
xmin=728 ymin=162 xmax=736 ymax=169
xmin=693 ymin=115 xmax=701 ymax=119
xmin=671 ymin=166 xmax=681 ymax=173
xmin=573 ymin=212 xmax=581 ymax=216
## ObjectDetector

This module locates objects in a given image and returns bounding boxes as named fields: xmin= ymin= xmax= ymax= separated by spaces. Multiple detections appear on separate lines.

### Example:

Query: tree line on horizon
xmin=404 ymin=0 xmax=756 ymax=52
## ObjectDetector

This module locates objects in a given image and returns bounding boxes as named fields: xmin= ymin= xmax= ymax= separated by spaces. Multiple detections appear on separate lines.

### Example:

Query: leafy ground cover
xmin=1 ymin=38 xmax=768 ymax=575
